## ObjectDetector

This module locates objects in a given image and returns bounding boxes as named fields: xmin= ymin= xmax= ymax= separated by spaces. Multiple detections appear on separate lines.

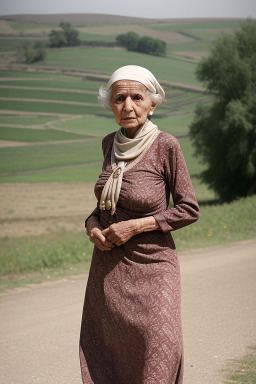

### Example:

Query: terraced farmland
xmin=1 ymin=15 xmax=255 ymax=288
xmin=0 ymin=68 xmax=213 ymax=184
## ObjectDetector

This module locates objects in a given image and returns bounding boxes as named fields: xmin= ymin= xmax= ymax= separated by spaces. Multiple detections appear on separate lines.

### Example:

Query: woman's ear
xmin=150 ymin=101 xmax=158 ymax=114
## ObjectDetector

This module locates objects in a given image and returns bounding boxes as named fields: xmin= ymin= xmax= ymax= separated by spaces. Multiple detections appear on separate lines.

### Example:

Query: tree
xmin=17 ymin=41 xmax=46 ymax=63
xmin=48 ymin=22 xmax=80 ymax=48
xmin=189 ymin=19 xmax=256 ymax=201
xmin=49 ymin=29 xmax=67 ymax=48
xmin=116 ymin=32 xmax=166 ymax=57
xmin=116 ymin=32 xmax=139 ymax=51
xmin=59 ymin=22 xmax=80 ymax=46
xmin=137 ymin=36 xmax=166 ymax=56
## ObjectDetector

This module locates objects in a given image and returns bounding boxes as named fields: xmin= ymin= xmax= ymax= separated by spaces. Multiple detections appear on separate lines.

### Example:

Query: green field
xmin=0 ymin=127 xmax=90 ymax=142
xmin=0 ymin=87 xmax=98 ymax=103
xmin=0 ymin=115 xmax=57 ymax=125
xmin=34 ymin=47 xmax=200 ymax=86
xmin=0 ymin=16 xmax=255 ymax=289
xmin=0 ymin=140 xmax=101 ymax=174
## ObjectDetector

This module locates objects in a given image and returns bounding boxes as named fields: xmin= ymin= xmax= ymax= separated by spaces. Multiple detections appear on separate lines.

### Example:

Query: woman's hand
xmin=101 ymin=220 xmax=138 ymax=246
xmin=89 ymin=227 xmax=115 ymax=251
xmin=102 ymin=217 xmax=160 ymax=246
xmin=86 ymin=216 xmax=115 ymax=251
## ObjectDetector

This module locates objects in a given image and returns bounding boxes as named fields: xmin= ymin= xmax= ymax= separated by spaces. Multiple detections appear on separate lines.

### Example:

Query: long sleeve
xmin=84 ymin=204 xmax=101 ymax=230
xmin=153 ymin=136 xmax=200 ymax=233
xmin=84 ymin=132 xmax=116 ymax=230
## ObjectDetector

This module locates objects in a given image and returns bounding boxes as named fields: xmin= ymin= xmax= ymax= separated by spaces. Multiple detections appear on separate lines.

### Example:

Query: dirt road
xmin=1 ymin=240 xmax=255 ymax=384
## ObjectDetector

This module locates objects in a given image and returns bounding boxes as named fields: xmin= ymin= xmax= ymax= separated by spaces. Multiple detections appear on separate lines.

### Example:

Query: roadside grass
xmin=1 ymin=195 xmax=255 ymax=291
xmin=0 ymin=230 xmax=93 ymax=276
xmin=223 ymin=347 xmax=256 ymax=384
xmin=0 ymin=127 xmax=91 ymax=142
xmin=172 ymin=195 xmax=256 ymax=250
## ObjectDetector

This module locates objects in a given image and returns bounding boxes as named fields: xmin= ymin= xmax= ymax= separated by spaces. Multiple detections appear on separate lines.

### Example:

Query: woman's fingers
xmin=90 ymin=227 xmax=115 ymax=251
xmin=102 ymin=222 xmax=136 ymax=245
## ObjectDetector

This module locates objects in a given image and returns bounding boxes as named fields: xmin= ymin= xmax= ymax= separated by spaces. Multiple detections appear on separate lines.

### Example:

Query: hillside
xmin=1 ymin=13 xmax=162 ymax=26
xmin=0 ymin=13 xmax=246 ymax=26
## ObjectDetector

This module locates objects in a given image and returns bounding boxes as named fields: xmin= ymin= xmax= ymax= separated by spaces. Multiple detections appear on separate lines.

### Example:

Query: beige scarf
xmin=100 ymin=120 xmax=158 ymax=215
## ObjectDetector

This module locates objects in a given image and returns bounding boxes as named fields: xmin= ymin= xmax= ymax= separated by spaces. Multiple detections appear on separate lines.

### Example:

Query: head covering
xmin=106 ymin=65 xmax=165 ymax=100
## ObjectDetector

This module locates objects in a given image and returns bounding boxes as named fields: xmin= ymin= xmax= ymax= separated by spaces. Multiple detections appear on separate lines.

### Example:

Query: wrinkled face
xmin=110 ymin=80 xmax=157 ymax=138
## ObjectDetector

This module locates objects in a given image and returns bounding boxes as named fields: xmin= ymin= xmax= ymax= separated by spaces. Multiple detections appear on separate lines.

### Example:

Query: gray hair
xmin=98 ymin=85 xmax=163 ymax=109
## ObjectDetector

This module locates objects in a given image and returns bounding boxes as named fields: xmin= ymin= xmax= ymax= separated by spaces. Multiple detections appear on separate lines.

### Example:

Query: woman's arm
xmin=153 ymin=137 xmax=200 ymax=232
xmin=101 ymin=216 xmax=160 ymax=246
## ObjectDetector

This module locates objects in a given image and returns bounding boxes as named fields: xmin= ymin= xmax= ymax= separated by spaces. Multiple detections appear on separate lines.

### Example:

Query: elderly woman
xmin=79 ymin=65 xmax=199 ymax=384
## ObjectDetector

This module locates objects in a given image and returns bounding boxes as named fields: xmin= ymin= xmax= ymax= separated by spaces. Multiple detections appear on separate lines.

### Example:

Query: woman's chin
xmin=122 ymin=119 xmax=138 ymax=127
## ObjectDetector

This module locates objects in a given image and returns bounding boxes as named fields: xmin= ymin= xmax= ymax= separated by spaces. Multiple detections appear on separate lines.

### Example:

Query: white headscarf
xmin=106 ymin=65 xmax=165 ymax=99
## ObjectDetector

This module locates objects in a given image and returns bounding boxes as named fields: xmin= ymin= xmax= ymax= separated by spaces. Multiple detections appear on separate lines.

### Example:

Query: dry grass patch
xmin=0 ymin=140 xmax=29 ymax=148
xmin=0 ymin=20 xmax=17 ymax=34
xmin=0 ymin=182 xmax=97 ymax=237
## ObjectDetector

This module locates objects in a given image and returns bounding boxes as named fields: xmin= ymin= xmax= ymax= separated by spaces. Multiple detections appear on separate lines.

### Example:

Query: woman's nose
xmin=124 ymin=97 xmax=133 ymax=111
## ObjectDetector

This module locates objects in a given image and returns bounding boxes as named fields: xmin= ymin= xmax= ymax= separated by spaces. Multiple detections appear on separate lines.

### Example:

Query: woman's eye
xmin=116 ymin=95 xmax=125 ymax=102
xmin=134 ymin=95 xmax=142 ymax=101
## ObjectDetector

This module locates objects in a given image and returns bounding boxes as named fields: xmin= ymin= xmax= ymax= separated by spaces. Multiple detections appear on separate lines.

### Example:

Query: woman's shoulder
xmin=157 ymin=130 xmax=181 ymax=151
xmin=102 ymin=131 xmax=116 ymax=150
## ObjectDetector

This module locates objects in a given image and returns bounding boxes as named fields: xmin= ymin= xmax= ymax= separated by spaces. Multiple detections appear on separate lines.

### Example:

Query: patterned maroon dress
xmin=80 ymin=130 xmax=199 ymax=384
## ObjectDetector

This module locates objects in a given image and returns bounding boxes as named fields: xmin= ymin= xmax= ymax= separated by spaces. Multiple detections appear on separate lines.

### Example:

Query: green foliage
xmin=190 ymin=19 xmax=256 ymax=201
xmin=49 ymin=29 xmax=67 ymax=47
xmin=116 ymin=31 xmax=166 ymax=57
xmin=49 ymin=22 xmax=80 ymax=48
xmin=17 ymin=41 xmax=46 ymax=63
xmin=137 ymin=36 xmax=166 ymax=56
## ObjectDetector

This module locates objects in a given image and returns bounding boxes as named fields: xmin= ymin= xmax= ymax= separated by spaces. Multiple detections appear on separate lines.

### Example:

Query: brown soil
xmin=0 ymin=183 xmax=97 ymax=237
